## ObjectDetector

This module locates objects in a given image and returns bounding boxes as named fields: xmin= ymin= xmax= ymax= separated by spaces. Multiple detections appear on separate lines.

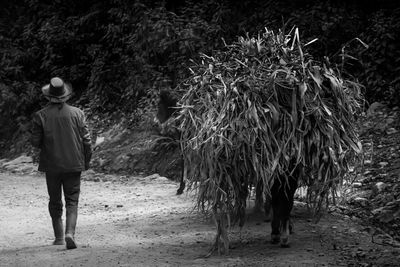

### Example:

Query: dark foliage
xmin=0 ymin=0 xmax=399 ymax=154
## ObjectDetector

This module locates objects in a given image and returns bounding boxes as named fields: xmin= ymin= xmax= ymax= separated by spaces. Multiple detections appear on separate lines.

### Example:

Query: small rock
xmin=357 ymin=251 xmax=366 ymax=258
xmin=95 ymin=136 xmax=105 ymax=146
xmin=386 ymin=117 xmax=395 ymax=124
xmin=352 ymin=197 xmax=369 ymax=207
xmin=373 ymin=182 xmax=386 ymax=194
xmin=349 ymin=227 xmax=359 ymax=233
xmin=145 ymin=174 xmax=161 ymax=180
xmin=378 ymin=161 xmax=389 ymax=167
xmin=85 ymin=169 xmax=96 ymax=175
xmin=2 ymin=155 xmax=33 ymax=167
xmin=97 ymin=158 xmax=106 ymax=167
xmin=364 ymin=159 xmax=372 ymax=165
xmin=386 ymin=128 xmax=398 ymax=135
xmin=372 ymin=207 xmax=395 ymax=223
xmin=6 ymin=164 xmax=36 ymax=173
xmin=394 ymin=210 xmax=400 ymax=221
xmin=367 ymin=102 xmax=385 ymax=117
xmin=380 ymin=212 xmax=395 ymax=223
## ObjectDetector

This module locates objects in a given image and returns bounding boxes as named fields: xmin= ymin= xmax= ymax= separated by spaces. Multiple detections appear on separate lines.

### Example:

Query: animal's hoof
xmin=280 ymin=237 xmax=290 ymax=248
xmin=270 ymin=234 xmax=280 ymax=244
xmin=176 ymin=182 xmax=186 ymax=195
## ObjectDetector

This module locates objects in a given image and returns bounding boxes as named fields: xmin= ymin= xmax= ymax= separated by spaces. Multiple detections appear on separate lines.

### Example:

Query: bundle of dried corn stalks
xmin=175 ymin=27 xmax=363 ymax=254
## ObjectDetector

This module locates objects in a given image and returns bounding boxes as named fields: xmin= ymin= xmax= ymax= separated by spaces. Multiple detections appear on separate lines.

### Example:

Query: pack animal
xmin=155 ymin=90 xmax=297 ymax=247
xmin=155 ymin=90 xmax=186 ymax=195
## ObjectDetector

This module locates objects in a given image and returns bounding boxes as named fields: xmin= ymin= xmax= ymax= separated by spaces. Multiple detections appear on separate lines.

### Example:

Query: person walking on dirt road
xmin=30 ymin=77 xmax=92 ymax=249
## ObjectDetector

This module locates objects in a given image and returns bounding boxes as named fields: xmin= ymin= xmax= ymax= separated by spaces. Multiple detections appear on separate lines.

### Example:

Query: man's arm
xmin=30 ymin=113 xmax=43 ymax=148
xmin=81 ymin=113 xmax=92 ymax=170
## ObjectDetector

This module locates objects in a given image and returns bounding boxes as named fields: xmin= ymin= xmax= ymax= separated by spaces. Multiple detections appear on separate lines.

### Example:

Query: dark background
xmin=1 ymin=0 xmax=399 ymax=154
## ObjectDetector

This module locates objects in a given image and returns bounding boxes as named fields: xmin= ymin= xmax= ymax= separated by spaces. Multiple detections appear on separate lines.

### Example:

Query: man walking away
xmin=31 ymin=77 xmax=92 ymax=249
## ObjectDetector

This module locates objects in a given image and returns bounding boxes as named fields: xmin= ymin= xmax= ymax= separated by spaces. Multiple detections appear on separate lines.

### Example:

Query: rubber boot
xmin=65 ymin=206 xmax=78 ymax=249
xmin=52 ymin=218 xmax=65 ymax=245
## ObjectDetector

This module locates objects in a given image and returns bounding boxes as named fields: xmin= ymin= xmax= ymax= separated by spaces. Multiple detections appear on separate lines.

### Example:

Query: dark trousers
xmin=45 ymin=172 xmax=81 ymax=219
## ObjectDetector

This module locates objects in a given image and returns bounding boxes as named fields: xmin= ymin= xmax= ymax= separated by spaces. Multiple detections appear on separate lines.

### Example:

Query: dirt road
xmin=0 ymin=171 xmax=399 ymax=267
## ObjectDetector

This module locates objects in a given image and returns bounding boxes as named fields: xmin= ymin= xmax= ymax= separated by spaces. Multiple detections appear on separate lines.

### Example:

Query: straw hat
xmin=42 ymin=77 xmax=72 ymax=103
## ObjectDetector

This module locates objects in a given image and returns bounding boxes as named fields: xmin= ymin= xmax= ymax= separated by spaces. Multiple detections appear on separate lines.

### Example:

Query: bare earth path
xmin=1 ymin=171 xmax=399 ymax=267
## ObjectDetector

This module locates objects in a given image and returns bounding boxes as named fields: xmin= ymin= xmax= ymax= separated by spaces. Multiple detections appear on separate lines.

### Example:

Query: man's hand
xmin=84 ymin=144 xmax=92 ymax=170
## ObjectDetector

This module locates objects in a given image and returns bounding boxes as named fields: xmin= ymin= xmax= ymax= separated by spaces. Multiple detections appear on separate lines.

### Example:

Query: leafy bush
xmin=357 ymin=9 xmax=400 ymax=106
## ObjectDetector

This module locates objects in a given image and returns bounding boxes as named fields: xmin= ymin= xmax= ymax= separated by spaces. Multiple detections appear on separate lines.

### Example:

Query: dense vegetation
xmin=0 ymin=0 xmax=399 ymax=155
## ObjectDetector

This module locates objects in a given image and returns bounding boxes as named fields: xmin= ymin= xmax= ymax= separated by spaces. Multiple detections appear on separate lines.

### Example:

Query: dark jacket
xmin=31 ymin=103 xmax=92 ymax=172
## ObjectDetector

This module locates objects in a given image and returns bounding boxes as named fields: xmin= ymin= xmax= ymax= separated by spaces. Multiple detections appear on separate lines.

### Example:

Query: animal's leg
xmin=264 ymin=193 xmax=272 ymax=221
xmin=176 ymin=180 xmax=185 ymax=195
xmin=288 ymin=175 xmax=297 ymax=235
xmin=254 ymin=180 xmax=264 ymax=213
xmin=279 ymin=213 xmax=291 ymax=248
xmin=176 ymin=158 xmax=186 ymax=195
xmin=279 ymin=176 xmax=298 ymax=248
xmin=238 ymin=182 xmax=248 ymax=228
xmin=206 ymin=210 xmax=230 ymax=257
xmin=270 ymin=189 xmax=281 ymax=244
